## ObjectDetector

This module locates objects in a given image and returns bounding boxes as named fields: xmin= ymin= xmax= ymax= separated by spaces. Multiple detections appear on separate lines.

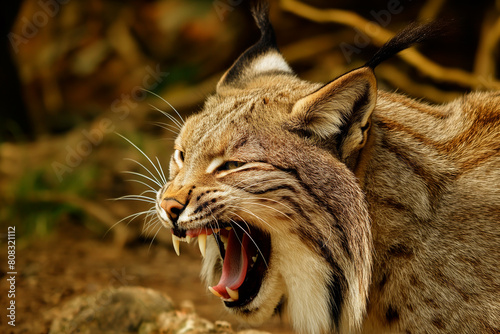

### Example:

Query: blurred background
xmin=0 ymin=0 xmax=499 ymax=332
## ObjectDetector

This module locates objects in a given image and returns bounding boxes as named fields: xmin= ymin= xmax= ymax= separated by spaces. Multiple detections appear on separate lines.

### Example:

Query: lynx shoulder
xmin=151 ymin=2 xmax=500 ymax=333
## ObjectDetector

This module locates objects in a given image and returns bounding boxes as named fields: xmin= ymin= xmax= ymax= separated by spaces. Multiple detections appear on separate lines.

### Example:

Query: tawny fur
xmin=154 ymin=3 xmax=500 ymax=333
xmin=358 ymin=91 xmax=500 ymax=334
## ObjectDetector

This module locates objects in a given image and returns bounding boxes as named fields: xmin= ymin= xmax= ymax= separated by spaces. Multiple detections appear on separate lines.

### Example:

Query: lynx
xmin=151 ymin=2 xmax=499 ymax=333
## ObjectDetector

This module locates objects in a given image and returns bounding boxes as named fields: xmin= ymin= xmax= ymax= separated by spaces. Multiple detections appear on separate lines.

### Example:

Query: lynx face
xmin=155 ymin=77 xmax=372 ymax=332
xmin=148 ymin=2 xmax=500 ymax=334
xmin=152 ymin=3 xmax=377 ymax=333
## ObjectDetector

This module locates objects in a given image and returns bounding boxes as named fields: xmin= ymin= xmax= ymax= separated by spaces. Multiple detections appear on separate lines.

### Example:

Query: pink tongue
xmin=211 ymin=230 xmax=250 ymax=299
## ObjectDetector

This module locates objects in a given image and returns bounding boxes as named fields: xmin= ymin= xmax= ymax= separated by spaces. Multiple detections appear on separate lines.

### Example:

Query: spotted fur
xmin=154 ymin=2 xmax=499 ymax=333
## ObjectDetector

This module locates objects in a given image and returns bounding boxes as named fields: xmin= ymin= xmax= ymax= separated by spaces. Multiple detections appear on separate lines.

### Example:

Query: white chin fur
xmin=200 ymin=231 xmax=335 ymax=334
xmin=273 ymin=233 xmax=333 ymax=334
xmin=201 ymin=236 xmax=285 ymax=325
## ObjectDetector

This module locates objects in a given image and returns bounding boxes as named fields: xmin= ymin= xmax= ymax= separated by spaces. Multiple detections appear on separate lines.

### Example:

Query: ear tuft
xmin=251 ymin=0 xmax=274 ymax=45
xmin=217 ymin=0 xmax=292 ymax=92
xmin=365 ymin=20 xmax=448 ymax=69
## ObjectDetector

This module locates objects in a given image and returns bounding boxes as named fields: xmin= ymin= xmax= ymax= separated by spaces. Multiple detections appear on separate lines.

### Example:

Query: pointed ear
xmin=216 ymin=0 xmax=293 ymax=92
xmin=289 ymin=67 xmax=377 ymax=165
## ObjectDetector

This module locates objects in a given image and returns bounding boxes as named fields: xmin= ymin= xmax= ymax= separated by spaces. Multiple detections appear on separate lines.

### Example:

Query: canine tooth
xmin=172 ymin=235 xmax=180 ymax=256
xmin=226 ymin=287 xmax=239 ymax=300
xmin=198 ymin=233 xmax=207 ymax=258
xmin=209 ymin=286 xmax=223 ymax=298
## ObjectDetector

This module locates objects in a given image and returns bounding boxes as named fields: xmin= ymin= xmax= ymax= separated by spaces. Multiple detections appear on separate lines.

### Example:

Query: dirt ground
xmin=2 ymin=220 xmax=294 ymax=334
xmin=1 ymin=1 xmax=495 ymax=333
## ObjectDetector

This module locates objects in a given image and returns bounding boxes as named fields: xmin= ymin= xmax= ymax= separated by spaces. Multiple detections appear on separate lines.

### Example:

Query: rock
xmin=49 ymin=286 xmax=174 ymax=334
xmin=49 ymin=286 xmax=271 ymax=334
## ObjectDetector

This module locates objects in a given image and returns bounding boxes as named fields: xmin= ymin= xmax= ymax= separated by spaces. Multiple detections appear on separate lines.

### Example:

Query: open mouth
xmin=171 ymin=224 xmax=271 ymax=307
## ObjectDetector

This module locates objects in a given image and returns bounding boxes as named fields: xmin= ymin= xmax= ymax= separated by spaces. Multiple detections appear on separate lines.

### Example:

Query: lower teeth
xmin=208 ymin=286 xmax=239 ymax=301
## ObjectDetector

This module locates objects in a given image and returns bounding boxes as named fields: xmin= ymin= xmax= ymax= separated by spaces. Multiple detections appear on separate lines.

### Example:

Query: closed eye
xmin=174 ymin=149 xmax=184 ymax=168
xmin=218 ymin=161 xmax=245 ymax=171
xmin=206 ymin=158 xmax=246 ymax=174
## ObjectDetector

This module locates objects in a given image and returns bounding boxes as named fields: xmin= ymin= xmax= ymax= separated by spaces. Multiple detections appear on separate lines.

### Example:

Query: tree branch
xmin=280 ymin=0 xmax=500 ymax=90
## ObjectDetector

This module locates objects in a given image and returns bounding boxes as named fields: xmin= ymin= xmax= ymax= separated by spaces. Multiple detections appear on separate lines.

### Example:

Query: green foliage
xmin=1 ymin=163 xmax=100 ymax=238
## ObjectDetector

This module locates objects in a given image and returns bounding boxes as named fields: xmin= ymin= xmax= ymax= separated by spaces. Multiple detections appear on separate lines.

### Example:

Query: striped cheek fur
xmin=143 ymin=1 xmax=500 ymax=333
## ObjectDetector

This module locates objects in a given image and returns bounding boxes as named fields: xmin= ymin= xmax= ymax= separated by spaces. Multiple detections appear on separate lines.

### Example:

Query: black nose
xmin=161 ymin=198 xmax=185 ymax=223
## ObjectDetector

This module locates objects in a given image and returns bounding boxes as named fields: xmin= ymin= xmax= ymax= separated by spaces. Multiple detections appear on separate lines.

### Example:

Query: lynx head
xmin=154 ymin=2 xmax=436 ymax=333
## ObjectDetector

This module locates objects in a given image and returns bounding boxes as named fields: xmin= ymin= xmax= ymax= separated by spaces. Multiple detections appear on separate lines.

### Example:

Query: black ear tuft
xmin=216 ymin=0 xmax=292 ymax=91
xmin=251 ymin=0 xmax=277 ymax=47
xmin=365 ymin=21 xmax=449 ymax=69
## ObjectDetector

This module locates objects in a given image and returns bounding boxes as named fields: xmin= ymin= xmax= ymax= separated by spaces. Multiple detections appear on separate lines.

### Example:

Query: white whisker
xmin=138 ymin=189 xmax=158 ymax=197
xmin=104 ymin=207 xmax=155 ymax=238
xmin=116 ymin=133 xmax=166 ymax=187
xmin=228 ymin=215 xmax=268 ymax=268
xmin=114 ymin=194 xmax=156 ymax=204
xmin=226 ymin=205 xmax=278 ymax=233
xmin=122 ymin=171 xmax=162 ymax=188
xmin=207 ymin=207 xmax=223 ymax=250
xmin=235 ymin=199 xmax=298 ymax=225
xmin=124 ymin=158 xmax=163 ymax=187
xmin=150 ymin=104 xmax=183 ymax=130
xmin=156 ymin=138 xmax=177 ymax=142
xmin=145 ymin=89 xmax=185 ymax=125
xmin=125 ymin=178 xmax=158 ymax=192
xmin=155 ymin=156 xmax=168 ymax=185
xmin=148 ymin=223 xmax=164 ymax=253
xmin=251 ymin=196 xmax=296 ymax=212
xmin=142 ymin=211 xmax=160 ymax=235
xmin=234 ymin=178 xmax=289 ymax=192
xmin=152 ymin=122 xmax=180 ymax=135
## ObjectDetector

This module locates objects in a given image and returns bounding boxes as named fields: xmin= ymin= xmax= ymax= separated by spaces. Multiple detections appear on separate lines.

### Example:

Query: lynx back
xmin=152 ymin=2 xmax=500 ymax=333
